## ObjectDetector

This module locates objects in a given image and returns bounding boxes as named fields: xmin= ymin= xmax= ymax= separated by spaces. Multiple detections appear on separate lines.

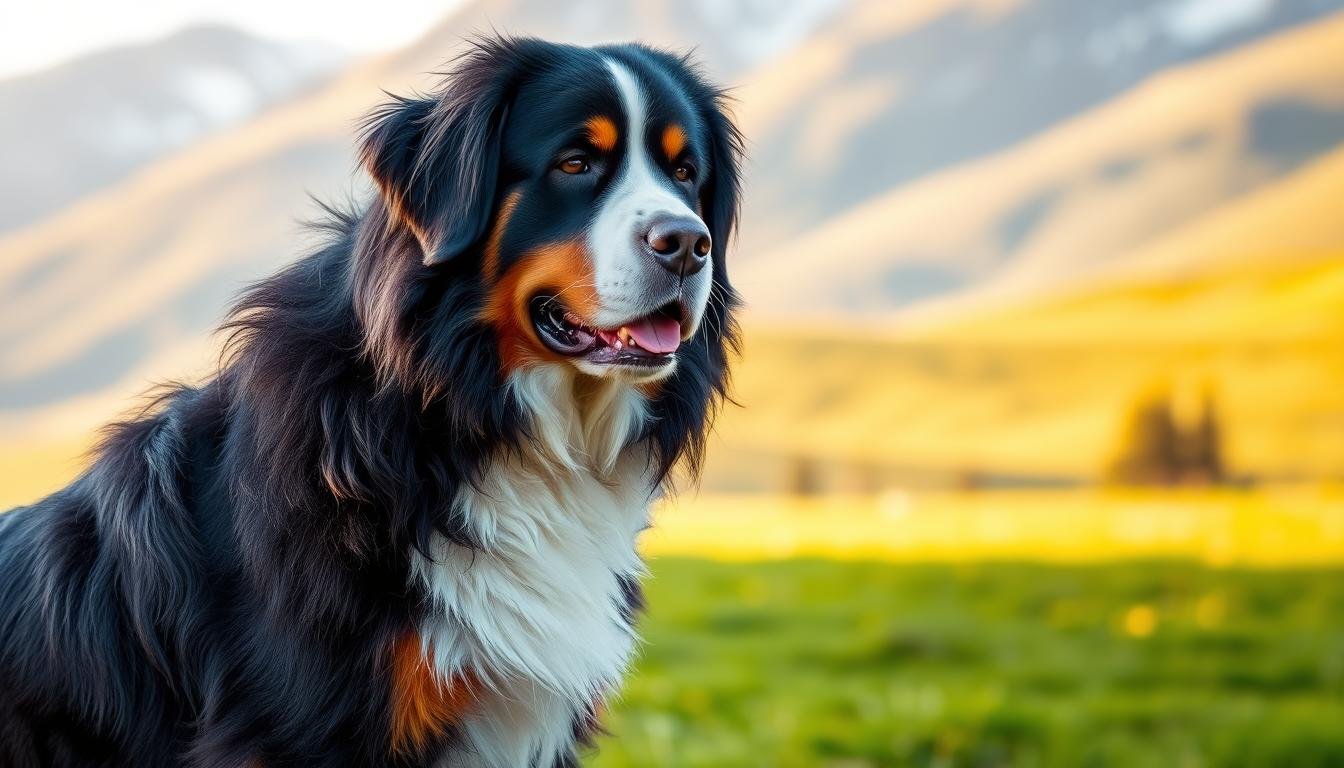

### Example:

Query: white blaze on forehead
xmin=585 ymin=58 xmax=709 ymax=330
xmin=603 ymin=59 xmax=689 ymax=219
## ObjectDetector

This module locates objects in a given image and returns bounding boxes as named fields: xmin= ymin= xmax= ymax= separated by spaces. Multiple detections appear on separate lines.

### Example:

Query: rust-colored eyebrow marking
xmin=586 ymin=116 xmax=619 ymax=152
xmin=661 ymin=124 xmax=686 ymax=161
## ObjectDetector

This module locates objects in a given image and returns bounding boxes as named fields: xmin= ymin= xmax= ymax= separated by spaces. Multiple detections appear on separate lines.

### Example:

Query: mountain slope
xmin=0 ymin=25 xmax=343 ymax=234
xmin=714 ymin=255 xmax=1344 ymax=487
xmin=712 ymin=144 xmax=1344 ymax=486
xmin=733 ymin=0 xmax=1344 ymax=267
xmin=738 ymin=9 xmax=1344 ymax=318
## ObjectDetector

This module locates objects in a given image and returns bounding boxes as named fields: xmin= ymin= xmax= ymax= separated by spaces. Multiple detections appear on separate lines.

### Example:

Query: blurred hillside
xmin=736 ymin=0 xmax=1344 ymax=311
xmin=741 ymin=4 xmax=1344 ymax=316
xmin=0 ymin=25 xmax=344 ymax=234
xmin=3 ymin=0 xmax=1344 ymax=499
xmin=707 ymin=140 xmax=1344 ymax=490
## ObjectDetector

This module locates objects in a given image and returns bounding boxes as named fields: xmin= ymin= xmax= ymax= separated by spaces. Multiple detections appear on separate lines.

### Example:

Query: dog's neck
xmin=409 ymin=362 xmax=656 ymax=767
xmin=505 ymin=364 xmax=652 ymax=479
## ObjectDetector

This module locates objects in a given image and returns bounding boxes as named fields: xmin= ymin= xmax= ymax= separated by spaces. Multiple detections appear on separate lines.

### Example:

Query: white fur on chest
xmin=411 ymin=366 xmax=656 ymax=768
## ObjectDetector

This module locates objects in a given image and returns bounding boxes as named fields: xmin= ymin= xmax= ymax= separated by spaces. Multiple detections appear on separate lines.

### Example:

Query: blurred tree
xmin=1107 ymin=384 xmax=1227 ymax=486
xmin=785 ymin=454 xmax=821 ymax=496
xmin=1106 ymin=386 xmax=1182 ymax=486
xmin=1180 ymin=386 xmax=1226 ymax=485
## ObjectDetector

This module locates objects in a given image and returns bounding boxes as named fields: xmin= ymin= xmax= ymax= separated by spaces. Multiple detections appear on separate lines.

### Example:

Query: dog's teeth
xmin=614 ymin=340 xmax=623 ymax=350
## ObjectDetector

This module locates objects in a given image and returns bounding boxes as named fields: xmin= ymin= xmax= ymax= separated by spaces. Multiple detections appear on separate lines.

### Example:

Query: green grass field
xmin=589 ymin=559 xmax=1344 ymax=768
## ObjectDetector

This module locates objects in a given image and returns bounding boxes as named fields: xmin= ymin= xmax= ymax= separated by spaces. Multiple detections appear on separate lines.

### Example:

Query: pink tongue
xmin=622 ymin=315 xmax=681 ymax=354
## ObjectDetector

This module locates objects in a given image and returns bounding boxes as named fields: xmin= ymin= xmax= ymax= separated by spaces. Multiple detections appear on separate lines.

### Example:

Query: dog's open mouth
xmin=529 ymin=295 xmax=683 ymax=367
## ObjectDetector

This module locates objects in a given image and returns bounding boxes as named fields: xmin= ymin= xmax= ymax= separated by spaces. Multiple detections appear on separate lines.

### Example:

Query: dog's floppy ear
xmin=700 ymin=91 xmax=745 ymax=276
xmin=359 ymin=45 xmax=515 ymax=266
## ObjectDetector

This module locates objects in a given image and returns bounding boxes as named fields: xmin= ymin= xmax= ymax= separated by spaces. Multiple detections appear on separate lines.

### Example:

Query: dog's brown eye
xmin=674 ymin=164 xmax=695 ymax=182
xmin=558 ymin=156 xmax=590 ymax=175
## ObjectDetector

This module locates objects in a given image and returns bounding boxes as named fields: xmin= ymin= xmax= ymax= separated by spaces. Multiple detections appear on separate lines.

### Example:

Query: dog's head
xmin=359 ymin=37 xmax=741 ymax=389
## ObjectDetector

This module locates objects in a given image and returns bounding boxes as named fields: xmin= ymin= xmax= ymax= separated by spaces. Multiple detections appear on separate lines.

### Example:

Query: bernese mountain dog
xmin=0 ymin=36 xmax=741 ymax=767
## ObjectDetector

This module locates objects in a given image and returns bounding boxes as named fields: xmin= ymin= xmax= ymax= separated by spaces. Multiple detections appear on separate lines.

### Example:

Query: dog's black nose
xmin=644 ymin=216 xmax=710 ymax=278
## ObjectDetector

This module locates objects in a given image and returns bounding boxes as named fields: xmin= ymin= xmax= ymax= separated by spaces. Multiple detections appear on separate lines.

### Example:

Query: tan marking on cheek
xmin=661 ymin=124 xmax=686 ymax=162
xmin=481 ymin=241 xmax=599 ymax=372
xmin=586 ymin=116 xmax=619 ymax=152
xmin=389 ymin=632 xmax=478 ymax=756
xmin=484 ymin=189 xmax=523 ymax=281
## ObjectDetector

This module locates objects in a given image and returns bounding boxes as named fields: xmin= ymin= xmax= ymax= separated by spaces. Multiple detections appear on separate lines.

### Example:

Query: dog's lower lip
xmin=529 ymin=295 xmax=682 ymax=365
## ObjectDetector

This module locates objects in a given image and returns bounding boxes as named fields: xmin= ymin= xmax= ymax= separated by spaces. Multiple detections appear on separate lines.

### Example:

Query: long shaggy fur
xmin=0 ymin=36 xmax=739 ymax=767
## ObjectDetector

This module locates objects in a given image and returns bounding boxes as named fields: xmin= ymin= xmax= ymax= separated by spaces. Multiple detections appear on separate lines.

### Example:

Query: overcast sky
xmin=0 ymin=0 xmax=467 ymax=78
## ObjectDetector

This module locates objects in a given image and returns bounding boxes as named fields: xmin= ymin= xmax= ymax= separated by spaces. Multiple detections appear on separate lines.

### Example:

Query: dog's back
xmin=0 ymin=378 xmax=417 ymax=766
xmin=0 ymin=386 xmax=231 ymax=766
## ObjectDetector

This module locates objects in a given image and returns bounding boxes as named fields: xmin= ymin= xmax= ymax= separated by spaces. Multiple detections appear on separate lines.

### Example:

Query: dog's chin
xmin=528 ymin=294 xmax=696 ymax=383
xmin=570 ymin=356 xmax=679 ymax=384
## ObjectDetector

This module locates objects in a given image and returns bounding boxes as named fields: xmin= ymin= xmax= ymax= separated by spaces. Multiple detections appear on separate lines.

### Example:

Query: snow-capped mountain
xmin=0 ymin=24 xmax=344 ymax=233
